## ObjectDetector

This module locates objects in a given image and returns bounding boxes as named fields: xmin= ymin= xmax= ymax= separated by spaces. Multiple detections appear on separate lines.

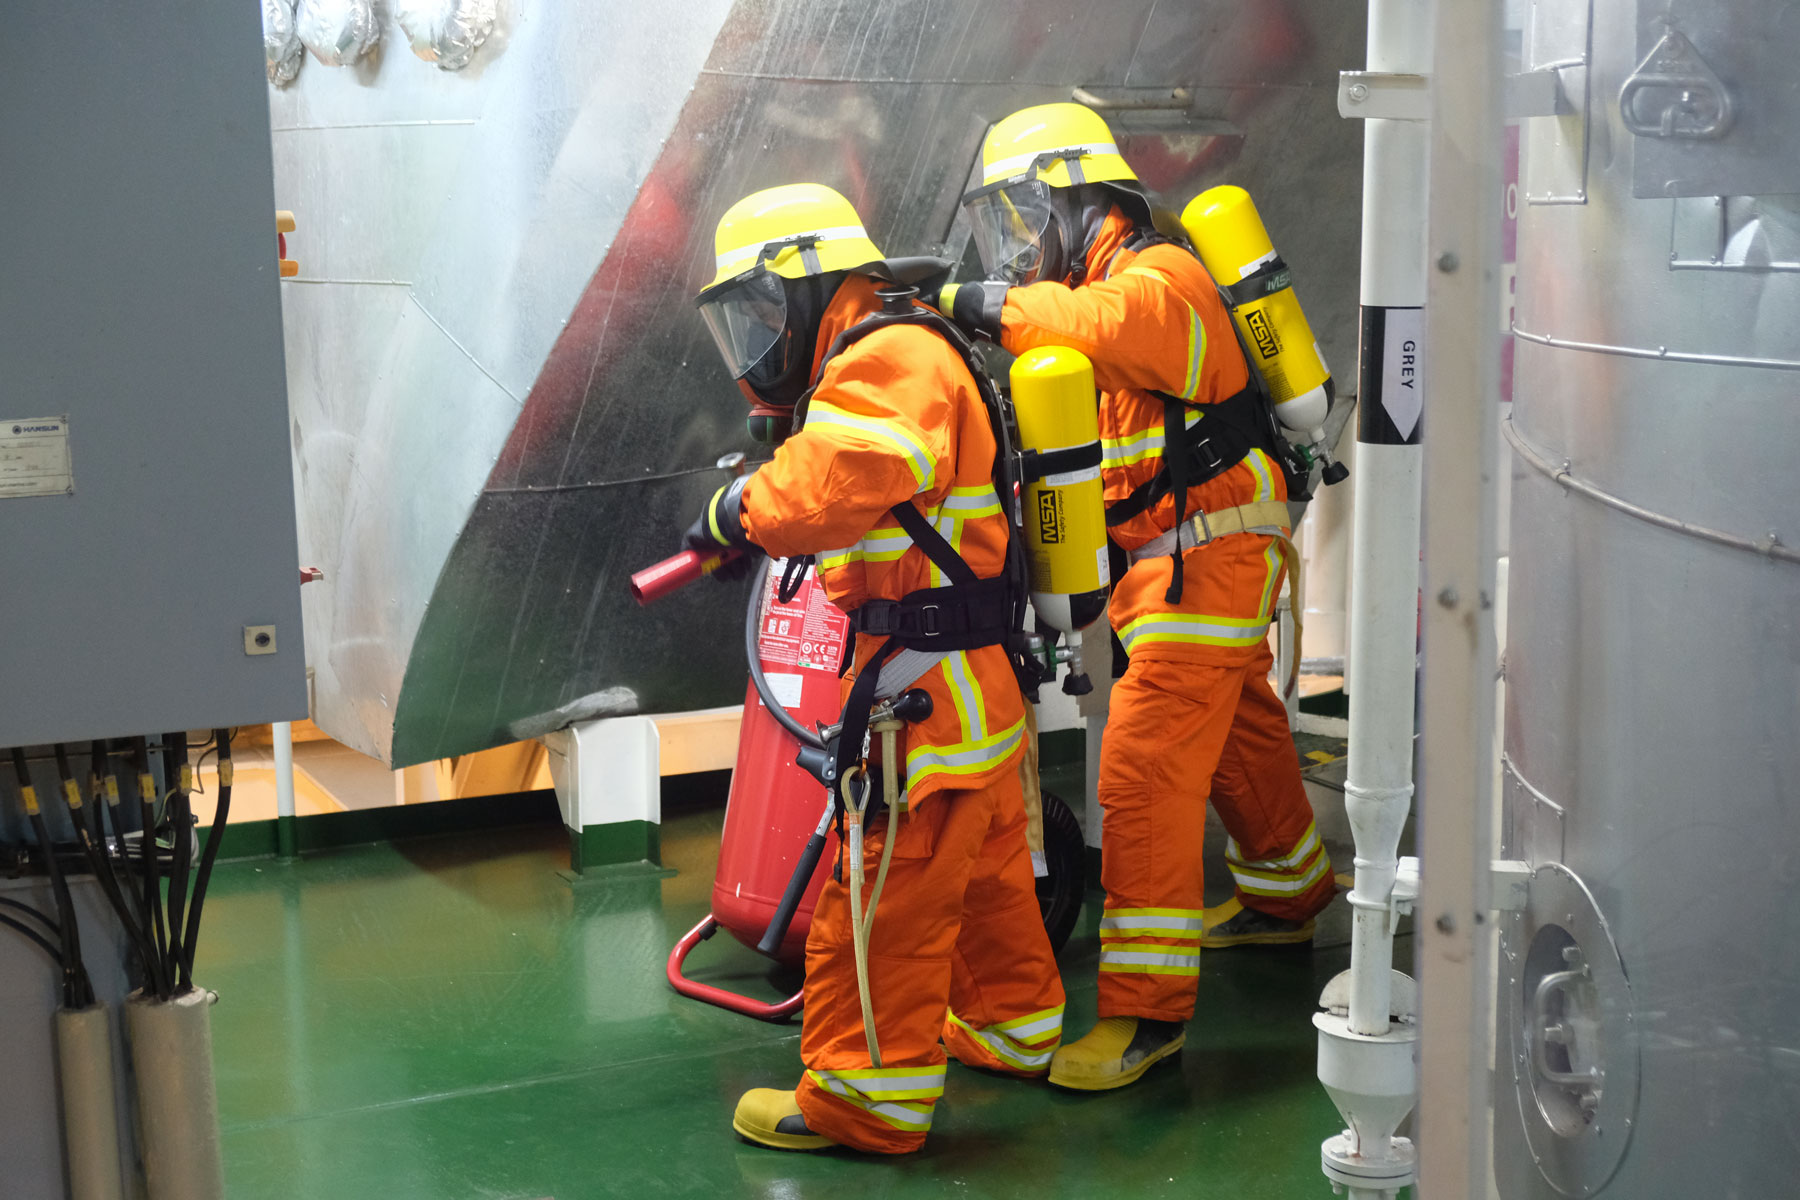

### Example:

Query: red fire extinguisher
xmin=665 ymin=558 xmax=849 ymax=1020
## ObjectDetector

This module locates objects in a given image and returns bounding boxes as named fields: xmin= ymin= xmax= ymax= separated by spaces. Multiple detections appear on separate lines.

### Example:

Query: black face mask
xmin=742 ymin=271 xmax=846 ymax=413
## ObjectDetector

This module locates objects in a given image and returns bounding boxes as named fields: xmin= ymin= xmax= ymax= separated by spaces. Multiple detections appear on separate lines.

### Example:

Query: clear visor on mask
xmin=696 ymin=268 xmax=788 ymax=380
xmin=962 ymin=178 xmax=1056 ymax=285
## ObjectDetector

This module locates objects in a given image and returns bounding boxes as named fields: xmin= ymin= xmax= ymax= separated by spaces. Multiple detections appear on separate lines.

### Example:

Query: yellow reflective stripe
xmin=1100 ymin=961 xmax=1204 ymax=976
xmin=705 ymin=485 xmax=729 ymax=543
xmin=1099 ymin=946 xmax=1202 ymax=973
xmin=819 ymin=544 xmax=860 ymax=570
xmin=1100 ymin=910 xmax=1203 ymax=933
xmin=929 ymin=511 xmax=952 ymax=587
xmin=860 ymin=526 xmax=914 ymax=562
xmin=1232 ymin=862 xmax=1332 ymax=897
xmin=805 ymin=400 xmax=936 ymax=493
xmin=1244 ymin=448 xmax=1276 ymax=502
xmin=1256 ymin=537 xmax=1285 ymax=618
xmin=945 ymin=1009 xmax=1061 ymax=1071
xmin=941 ymin=651 xmax=986 ymax=743
xmin=1226 ymin=824 xmax=1323 ymax=873
xmin=1102 ymin=907 xmax=1205 ymax=919
xmin=808 ymin=1072 xmax=938 ymax=1130
xmin=1100 ymin=409 xmax=1203 ymax=471
xmin=938 ymin=484 xmax=1002 ymax=516
xmin=905 ymin=715 xmax=1026 ymax=785
xmin=1101 ymin=927 xmax=1203 ymax=941
xmin=1118 ymin=612 xmax=1272 ymax=654
xmin=1178 ymin=301 xmax=1207 ymax=400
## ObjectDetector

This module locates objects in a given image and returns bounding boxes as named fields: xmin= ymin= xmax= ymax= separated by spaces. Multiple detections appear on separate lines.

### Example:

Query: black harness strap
xmin=888 ymin=501 xmax=979 ymax=586
xmin=805 ymin=291 xmax=1035 ymax=784
xmin=1019 ymin=440 xmax=1102 ymax=485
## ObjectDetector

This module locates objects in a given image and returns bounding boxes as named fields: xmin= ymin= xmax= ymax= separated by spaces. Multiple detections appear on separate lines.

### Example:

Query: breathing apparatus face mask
xmin=965 ymin=148 xmax=1125 ymax=286
xmin=698 ymin=268 xmax=840 ymax=443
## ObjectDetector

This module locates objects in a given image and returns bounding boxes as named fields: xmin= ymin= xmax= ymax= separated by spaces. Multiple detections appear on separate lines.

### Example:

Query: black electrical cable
xmin=0 ymin=912 xmax=64 ymax=964
xmin=9 ymin=747 xmax=93 ymax=1007
xmin=58 ymin=742 xmax=157 ymax=981
xmin=163 ymin=731 xmax=192 ymax=989
xmin=0 ymin=895 xmax=60 ymax=934
xmin=178 ymin=727 xmax=232 ymax=991
xmin=93 ymin=740 xmax=156 ymax=950
xmin=130 ymin=736 xmax=171 ymax=998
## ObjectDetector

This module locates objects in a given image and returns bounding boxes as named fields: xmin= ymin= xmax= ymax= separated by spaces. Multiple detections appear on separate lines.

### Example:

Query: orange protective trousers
xmin=1096 ymin=644 xmax=1335 ymax=1022
xmin=795 ymin=770 xmax=1065 ymax=1154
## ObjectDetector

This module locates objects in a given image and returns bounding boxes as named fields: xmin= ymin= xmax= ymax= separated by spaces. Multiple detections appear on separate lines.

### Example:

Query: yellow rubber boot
xmin=732 ymin=1088 xmax=835 ymax=1151
xmin=1047 ymin=1017 xmax=1185 ymax=1091
xmin=1199 ymin=897 xmax=1317 ymax=949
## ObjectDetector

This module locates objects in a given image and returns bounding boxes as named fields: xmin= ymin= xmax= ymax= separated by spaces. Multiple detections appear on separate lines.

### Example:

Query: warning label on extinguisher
xmin=759 ymin=559 xmax=850 ymax=673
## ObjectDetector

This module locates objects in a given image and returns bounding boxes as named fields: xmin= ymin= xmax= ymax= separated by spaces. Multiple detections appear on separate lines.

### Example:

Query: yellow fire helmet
xmin=963 ymin=103 xmax=1144 ymax=284
xmin=974 ymin=102 xmax=1138 ymax=190
xmin=696 ymin=183 xmax=885 ymax=382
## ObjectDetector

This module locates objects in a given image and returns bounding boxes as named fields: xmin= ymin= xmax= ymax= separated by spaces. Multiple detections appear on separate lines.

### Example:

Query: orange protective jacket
xmin=741 ymin=276 xmax=1025 ymax=808
xmin=997 ymin=209 xmax=1291 ymax=667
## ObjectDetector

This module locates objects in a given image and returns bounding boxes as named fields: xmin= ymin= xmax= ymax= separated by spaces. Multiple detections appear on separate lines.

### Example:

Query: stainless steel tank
xmin=1499 ymin=0 xmax=1800 ymax=1195
xmin=272 ymin=0 xmax=1371 ymax=764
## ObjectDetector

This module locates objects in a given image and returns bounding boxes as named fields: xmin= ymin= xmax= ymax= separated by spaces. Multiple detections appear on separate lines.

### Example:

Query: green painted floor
xmin=199 ymin=792 xmax=1406 ymax=1200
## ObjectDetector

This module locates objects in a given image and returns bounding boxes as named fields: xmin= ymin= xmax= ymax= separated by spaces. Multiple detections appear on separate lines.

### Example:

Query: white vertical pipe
xmin=1344 ymin=0 xmax=1431 ymax=1041
xmin=1417 ymin=0 xmax=1504 ymax=1191
xmin=273 ymin=722 xmax=295 ymax=819
xmin=273 ymin=720 xmax=297 ymax=859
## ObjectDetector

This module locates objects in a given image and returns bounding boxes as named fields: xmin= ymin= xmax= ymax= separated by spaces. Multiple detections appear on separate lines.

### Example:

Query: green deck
xmin=201 ymin=776 xmax=1406 ymax=1199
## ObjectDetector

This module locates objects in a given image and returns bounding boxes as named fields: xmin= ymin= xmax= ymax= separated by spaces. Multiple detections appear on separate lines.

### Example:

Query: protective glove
xmin=682 ymin=476 xmax=758 ymax=580
xmin=926 ymin=280 xmax=1008 ymax=343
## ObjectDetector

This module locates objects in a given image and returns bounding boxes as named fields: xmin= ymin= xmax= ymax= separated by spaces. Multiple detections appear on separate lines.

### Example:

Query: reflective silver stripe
xmin=875 ymin=649 xmax=951 ymax=699
xmin=1100 ymin=913 xmax=1203 ymax=933
xmin=1117 ymin=614 xmax=1272 ymax=653
xmin=1100 ymin=409 xmax=1202 ymax=471
xmin=938 ymin=485 xmax=1002 ymax=514
xmin=1230 ymin=867 xmax=1330 ymax=896
xmin=972 ymin=1030 xmax=1054 ymax=1068
xmin=1099 ymin=948 xmax=1201 ymax=968
xmin=824 ymin=1070 xmax=945 ymax=1098
xmin=1178 ymin=302 xmax=1205 ymax=400
xmin=715 ymin=223 xmax=868 ymax=270
xmin=1226 ymin=826 xmax=1322 ymax=873
xmin=944 ymin=650 xmax=985 ymax=741
xmin=812 ymin=1077 xmax=935 ymax=1130
xmin=904 ymin=718 xmax=1025 ymax=779
xmin=1130 ymin=513 xmax=1290 ymax=563
xmin=998 ymin=1011 xmax=1064 ymax=1042
xmin=803 ymin=401 xmax=936 ymax=492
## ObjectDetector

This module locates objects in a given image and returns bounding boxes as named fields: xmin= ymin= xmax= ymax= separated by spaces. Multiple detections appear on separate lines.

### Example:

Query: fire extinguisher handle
xmin=757 ymin=830 xmax=827 ymax=956
xmin=758 ymin=795 xmax=836 ymax=956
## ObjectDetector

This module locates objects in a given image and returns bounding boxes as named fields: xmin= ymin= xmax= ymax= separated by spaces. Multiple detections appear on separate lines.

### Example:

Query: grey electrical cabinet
xmin=0 ymin=1 xmax=307 ymax=744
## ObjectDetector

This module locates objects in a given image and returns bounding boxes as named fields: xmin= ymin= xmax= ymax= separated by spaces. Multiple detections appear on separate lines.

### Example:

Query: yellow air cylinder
xmin=1011 ymin=347 xmax=1109 ymax=689
xmin=1181 ymin=185 xmax=1332 ymax=435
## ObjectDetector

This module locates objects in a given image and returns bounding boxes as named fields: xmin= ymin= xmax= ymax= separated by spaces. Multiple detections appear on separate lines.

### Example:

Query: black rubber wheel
xmin=1035 ymin=790 xmax=1086 ymax=953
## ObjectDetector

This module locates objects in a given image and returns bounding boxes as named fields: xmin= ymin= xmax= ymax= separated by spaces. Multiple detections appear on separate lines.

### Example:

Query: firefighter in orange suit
xmin=928 ymin=104 xmax=1335 ymax=1090
xmin=683 ymin=183 xmax=1064 ymax=1152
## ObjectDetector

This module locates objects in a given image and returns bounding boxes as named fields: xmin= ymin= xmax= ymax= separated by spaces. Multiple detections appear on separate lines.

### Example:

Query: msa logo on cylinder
xmin=1246 ymin=309 xmax=1281 ymax=359
xmin=1036 ymin=489 xmax=1064 ymax=544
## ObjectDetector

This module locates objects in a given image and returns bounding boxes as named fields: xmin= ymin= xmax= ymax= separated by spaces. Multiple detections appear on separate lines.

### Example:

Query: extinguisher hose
xmin=744 ymin=558 xmax=827 ymax=751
